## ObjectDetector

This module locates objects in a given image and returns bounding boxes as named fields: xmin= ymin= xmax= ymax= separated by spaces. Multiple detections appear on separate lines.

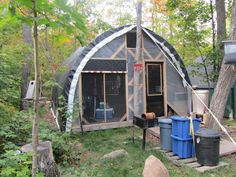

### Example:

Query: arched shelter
xmin=52 ymin=25 xmax=191 ymax=132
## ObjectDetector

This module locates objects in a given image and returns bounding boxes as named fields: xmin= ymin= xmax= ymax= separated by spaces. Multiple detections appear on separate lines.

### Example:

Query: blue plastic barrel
xmin=171 ymin=135 xmax=194 ymax=158
xmin=171 ymin=116 xmax=201 ymax=138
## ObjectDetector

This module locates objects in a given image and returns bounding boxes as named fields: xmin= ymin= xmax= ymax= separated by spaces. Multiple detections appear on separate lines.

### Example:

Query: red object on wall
xmin=134 ymin=63 xmax=143 ymax=71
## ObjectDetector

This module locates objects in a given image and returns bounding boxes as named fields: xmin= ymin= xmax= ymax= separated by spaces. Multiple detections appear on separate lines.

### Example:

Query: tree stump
xmin=21 ymin=141 xmax=60 ymax=177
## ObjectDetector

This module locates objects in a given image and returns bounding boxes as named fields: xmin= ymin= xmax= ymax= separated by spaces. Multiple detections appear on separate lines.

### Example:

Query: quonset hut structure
xmin=52 ymin=25 xmax=191 ymax=132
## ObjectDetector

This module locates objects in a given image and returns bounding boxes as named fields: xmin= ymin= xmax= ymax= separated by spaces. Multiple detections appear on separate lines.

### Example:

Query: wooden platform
xmin=220 ymin=139 xmax=236 ymax=156
xmin=148 ymin=128 xmax=236 ymax=156
xmin=147 ymin=127 xmax=160 ymax=137
xmin=154 ymin=147 xmax=229 ymax=173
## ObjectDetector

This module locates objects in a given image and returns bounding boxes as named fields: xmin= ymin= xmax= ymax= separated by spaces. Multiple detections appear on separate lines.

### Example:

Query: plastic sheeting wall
xmin=127 ymin=48 xmax=135 ymax=119
xmin=143 ymin=32 xmax=161 ymax=60
xmin=92 ymin=35 xmax=126 ymax=59
xmin=143 ymin=31 xmax=189 ymax=116
xmin=166 ymin=59 xmax=188 ymax=116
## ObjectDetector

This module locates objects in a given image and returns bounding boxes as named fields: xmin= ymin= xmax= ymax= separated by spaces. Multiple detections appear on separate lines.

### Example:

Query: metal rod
xmin=142 ymin=128 xmax=146 ymax=151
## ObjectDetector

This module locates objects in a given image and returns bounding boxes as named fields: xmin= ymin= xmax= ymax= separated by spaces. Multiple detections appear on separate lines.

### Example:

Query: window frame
xmin=146 ymin=63 xmax=163 ymax=96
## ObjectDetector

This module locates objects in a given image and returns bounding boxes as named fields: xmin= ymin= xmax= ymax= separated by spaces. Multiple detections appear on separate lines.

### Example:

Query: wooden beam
xmin=178 ymin=158 xmax=195 ymax=164
xmin=143 ymin=62 xmax=147 ymax=113
xmin=163 ymin=61 xmax=168 ymax=116
xmin=155 ymin=52 xmax=164 ymax=60
xmin=143 ymin=48 xmax=154 ymax=60
xmin=128 ymin=95 xmax=134 ymax=102
xmin=90 ymin=57 xmax=126 ymax=60
xmin=128 ymin=78 xmax=134 ymax=86
xmin=103 ymin=73 xmax=106 ymax=123
xmin=195 ymin=162 xmax=228 ymax=173
xmin=167 ymin=101 xmax=182 ymax=116
xmin=128 ymin=49 xmax=136 ymax=58
xmin=120 ymin=114 xmax=127 ymax=122
xmin=186 ymin=162 xmax=202 ymax=168
xmin=138 ymin=84 xmax=144 ymax=89
xmin=72 ymin=121 xmax=133 ymax=132
xmin=128 ymin=105 xmax=134 ymax=112
xmin=82 ymin=117 xmax=90 ymax=125
xmin=111 ymin=42 xmax=125 ymax=58
xmin=125 ymin=73 xmax=129 ymax=120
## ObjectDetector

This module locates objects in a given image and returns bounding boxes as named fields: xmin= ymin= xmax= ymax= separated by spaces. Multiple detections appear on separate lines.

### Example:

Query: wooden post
xmin=32 ymin=0 xmax=40 ymax=176
xmin=134 ymin=0 xmax=143 ymax=116
xmin=104 ymin=74 xmax=107 ymax=122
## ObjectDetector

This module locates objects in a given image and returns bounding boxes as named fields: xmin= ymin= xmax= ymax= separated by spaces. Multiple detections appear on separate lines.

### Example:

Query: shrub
xmin=39 ymin=121 xmax=81 ymax=166
xmin=0 ymin=111 xmax=32 ymax=153
xmin=0 ymin=150 xmax=44 ymax=177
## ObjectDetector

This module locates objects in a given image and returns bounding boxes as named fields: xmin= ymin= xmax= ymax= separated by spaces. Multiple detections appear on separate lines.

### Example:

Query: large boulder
xmin=101 ymin=149 xmax=128 ymax=160
xmin=143 ymin=155 xmax=170 ymax=177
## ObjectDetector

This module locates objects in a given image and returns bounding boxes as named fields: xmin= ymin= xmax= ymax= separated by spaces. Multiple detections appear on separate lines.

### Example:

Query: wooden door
xmin=145 ymin=62 xmax=164 ymax=116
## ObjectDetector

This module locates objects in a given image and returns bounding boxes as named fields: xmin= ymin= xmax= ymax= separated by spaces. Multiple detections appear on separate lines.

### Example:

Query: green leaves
xmin=39 ymin=121 xmax=81 ymax=165
xmin=161 ymin=0 xmax=212 ymax=63
xmin=6 ymin=0 xmax=88 ymax=36
xmin=0 ymin=111 xmax=32 ymax=152
xmin=0 ymin=151 xmax=32 ymax=177
xmin=0 ymin=26 xmax=23 ymax=108
xmin=1 ymin=0 xmax=89 ymax=102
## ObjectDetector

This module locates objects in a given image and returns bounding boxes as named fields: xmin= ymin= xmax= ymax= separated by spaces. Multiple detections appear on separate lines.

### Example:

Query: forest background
xmin=0 ymin=0 xmax=234 ymax=176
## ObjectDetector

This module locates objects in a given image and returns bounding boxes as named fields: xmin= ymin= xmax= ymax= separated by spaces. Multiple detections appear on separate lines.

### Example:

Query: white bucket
xmin=192 ymin=90 xmax=209 ymax=115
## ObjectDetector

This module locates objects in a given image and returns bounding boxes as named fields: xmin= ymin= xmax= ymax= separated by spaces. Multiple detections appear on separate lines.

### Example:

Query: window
xmin=105 ymin=75 xmax=121 ymax=95
xmin=126 ymin=32 xmax=137 ymax=48
xmin=147 ymin=64 xmax=162 ymax=96
xmin=82 ymin=73 xmax=126 ymax=123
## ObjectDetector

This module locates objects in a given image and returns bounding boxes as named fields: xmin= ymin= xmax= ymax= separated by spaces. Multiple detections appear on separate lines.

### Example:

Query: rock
xmin=143 ymin=155 xmax=170 ymax=177
xmin=101 ymin=149 xmax=128 ymax=160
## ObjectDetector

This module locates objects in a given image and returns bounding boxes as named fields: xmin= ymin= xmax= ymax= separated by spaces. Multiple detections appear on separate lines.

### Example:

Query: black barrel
xmin=195 ymin=128 xmax=220 ymax=166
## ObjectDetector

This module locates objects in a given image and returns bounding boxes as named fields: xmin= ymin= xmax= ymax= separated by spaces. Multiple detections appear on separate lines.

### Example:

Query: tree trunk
xmin=208 ymin=0 xmax=236 ymax=129
xmin=73 ymin=34 xmax=77 ymax=51
xmin=215 ymin=0 xmax=226 ymax=69
xmin=210 ymin=0 xmax=216 ymax=50
xmin=216 ymin=0 xmax=226 ymax=44
xmin=44 ymin=26 xmax=52 ymax=63
xmin=231 ymin=0 xmax=236 ymax=39
xmin=134 ymin=1 xmax=144 ymax=116
xmin=20 ymin=24 xmax=32 ymax=110
xmin=210 ymin=0 xmax=217 ymax=80
xmin=73 ymin=1 xmax=78 ymax=51
xmin=32 ymin=0 xmax=40 ymax=176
